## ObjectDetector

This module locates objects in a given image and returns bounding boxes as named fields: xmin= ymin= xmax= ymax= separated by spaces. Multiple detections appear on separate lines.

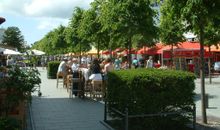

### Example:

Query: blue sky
xmin=0 ymin=0 xmax=94 ymax=45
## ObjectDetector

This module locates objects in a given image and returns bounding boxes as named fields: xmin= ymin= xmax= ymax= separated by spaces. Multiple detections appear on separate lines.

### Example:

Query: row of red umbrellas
xmin=101 ymin=48 xmax=136 ymax=55
xmin=101 ymin=42 xmax=220 ymax=55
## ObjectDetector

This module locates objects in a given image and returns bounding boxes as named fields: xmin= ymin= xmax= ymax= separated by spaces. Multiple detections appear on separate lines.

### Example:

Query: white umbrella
xmin=3 ymin=49 xmax=21 ymax=55
xmin=31 ymin=49 xmax=45 ymax=55
xmin=0 ymin=47 xmax=5 ymax=53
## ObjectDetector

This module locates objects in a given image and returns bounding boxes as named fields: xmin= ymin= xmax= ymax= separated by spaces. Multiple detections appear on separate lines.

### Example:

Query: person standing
xmin=146 ymin=56 xmax=153 ymax=68
xmin=103 ymin=58 xmax=114 ymax=74
xmin=6 ymin=55 xmax=14 ymax=67
xmin=139 ymin=56 xmax=145 ymax=68
xmin=132 ymin=58 xmax=139 ymax=69
xmin=114 ymin=57 xmax=121 ymax=70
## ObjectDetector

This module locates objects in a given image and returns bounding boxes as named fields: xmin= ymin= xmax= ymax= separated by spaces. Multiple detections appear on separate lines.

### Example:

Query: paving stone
xmin=30 ymin=68 xmax=108 ymax=130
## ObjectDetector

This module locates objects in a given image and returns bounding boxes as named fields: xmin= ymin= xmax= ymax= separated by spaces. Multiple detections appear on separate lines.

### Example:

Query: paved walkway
xmin=30 ymin=68 xmax=108 ymax=130
xmin=195 ymin=75 xmax=220 ymax=129
xmin=29 ymin=67 xmax=220 ymax=130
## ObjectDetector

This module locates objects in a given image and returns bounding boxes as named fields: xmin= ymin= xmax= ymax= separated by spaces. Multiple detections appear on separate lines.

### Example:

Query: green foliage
xmin=107 ymin=68 xmax=196 ymax=129
xmin=0 ymin=117 xmax=21 ymax=130
xmin=78 ymin=1 xmax=109 ymax=53
xmin=47 ymin=61 xmax=60 ymax=79
xmin=32 ymin=25 xmax=69 ymax=55
xmin=100 ymin=0 xmax=158 ymax=47
xmin=204 ymin=22 xmax=220 ymax=46
xmin=1 ymin=66 xmax=41 ymax=95
xmin=2 ymin=26 xmax=25 ymax=52
xmin=65 ymin=7 xmax=91 ymax=53
xmin=33 ymin=0 xmax=160 ymax=56
xmin=0 ymin=66 xmax=41 ymax=116
xmin=160 ymin=0 xmax=185 ymax=45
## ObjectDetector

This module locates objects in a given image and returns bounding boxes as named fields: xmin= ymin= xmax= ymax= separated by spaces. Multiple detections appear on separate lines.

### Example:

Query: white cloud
xmin=0 ymin=0 xmax=94 ymax=18
xmin=37 ymin=18 xmax=69 ymax=30
xmin=0 ymin=0 xmax=27 ymax=15
xmin=0 ymin=0 xmax=94 ymax=44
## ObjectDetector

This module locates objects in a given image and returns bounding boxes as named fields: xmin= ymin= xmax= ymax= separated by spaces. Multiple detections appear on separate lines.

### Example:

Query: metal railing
xmin=104 ymin=101 xmax=196 ymax=130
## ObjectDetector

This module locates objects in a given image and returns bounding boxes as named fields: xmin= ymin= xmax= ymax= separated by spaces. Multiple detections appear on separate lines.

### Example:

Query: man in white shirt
xmin=146 ymin=56 xmax=153 ymax=68
xmin=71 ymin=58 xmax=79 ymax=72
xmin=6 ymin=55 xmax=14 ymax=66
xmin=57 ymin=58 xmax=68 ymax=75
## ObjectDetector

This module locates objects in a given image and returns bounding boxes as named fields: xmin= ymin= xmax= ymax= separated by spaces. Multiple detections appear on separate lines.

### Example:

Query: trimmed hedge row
xmin=47 ymin=61 xmax=60 ymax=79
xmin=107 ymin=68 xmax=196 ymax=129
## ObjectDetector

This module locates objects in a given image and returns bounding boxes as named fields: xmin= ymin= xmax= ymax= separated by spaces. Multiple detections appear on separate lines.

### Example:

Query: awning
xmin=3 ymin=49 xmax=21 ymax=55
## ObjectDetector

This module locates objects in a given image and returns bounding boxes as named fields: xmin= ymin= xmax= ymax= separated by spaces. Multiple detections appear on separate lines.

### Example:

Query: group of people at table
xmin=57 ymin=56 xmax=155 ymax=97
xmin=57 ymin=57 xmax=114 ymax=97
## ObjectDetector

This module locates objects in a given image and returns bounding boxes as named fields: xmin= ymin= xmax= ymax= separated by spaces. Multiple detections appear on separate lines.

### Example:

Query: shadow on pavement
xmin=194 ymin=94 xmax=218 ymax=102
xmin=196 ymin=123 xmax=220 ymax=130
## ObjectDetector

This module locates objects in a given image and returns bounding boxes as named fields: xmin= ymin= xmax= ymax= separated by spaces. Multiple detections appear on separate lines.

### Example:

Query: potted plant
xmin=0 ymin=65 xmax=41 ymax=129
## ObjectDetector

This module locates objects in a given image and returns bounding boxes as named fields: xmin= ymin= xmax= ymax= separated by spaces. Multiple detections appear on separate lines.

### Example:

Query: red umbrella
xmin=114 ymin=48 xmax=124 ymax=53
xmin=101 ymin=50 xmax=110 ymax=55
xmin=137 ymin=43 xmax=164 ymax=55
xmin=0 ymin=17 xmax=5 ymax=24
xmin=101 ymin=50 xmax=116 ymax=55
xmin=122 ymin=48 xmax=136 ymax=55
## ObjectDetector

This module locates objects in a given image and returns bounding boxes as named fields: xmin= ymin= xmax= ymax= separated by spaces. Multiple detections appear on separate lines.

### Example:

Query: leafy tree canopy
xmin=65 ymin=7 xmax=91 ymax=53
xmin=160 ymin=0 xmax=185 ymax=45
xmin=99 ymin=0 xmax=158 ymax=49
xmin=2 ymin=26 xmax=25 ymax=51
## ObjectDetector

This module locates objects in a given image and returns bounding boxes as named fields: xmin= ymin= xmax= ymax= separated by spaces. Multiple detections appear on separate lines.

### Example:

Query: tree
xmin=204 ymin=22 xmax=220 ymax=84
xmin=99 ymin=0 xmax=158 ymax=67
xmin=32 ymin=25 xmax=69 ymax=55
xmin=65 ymin=7 xmax=91 ymax=57
xmin=78 ymin=0 xmax=109 ymax=58
xmin=161 ymin=0 xmax=220 ymax=123
xmin=2 ymin=26 xmax=25 ymax=51
xmin=160 ymin=0 xmax=185 ymax=66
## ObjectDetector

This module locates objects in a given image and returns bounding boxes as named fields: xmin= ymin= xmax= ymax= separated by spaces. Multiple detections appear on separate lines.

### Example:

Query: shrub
xmin=0 ymin=66 xmax=41 ymax=115
xmin=107 ymin=68 xmax=196 ymax=129
xmin=0 ymin=117 xmax=21 ymax=130
xmin=47 ymin=61 xmax=60 ymax=79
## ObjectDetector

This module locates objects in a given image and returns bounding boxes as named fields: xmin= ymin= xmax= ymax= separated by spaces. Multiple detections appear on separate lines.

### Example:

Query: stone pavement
xmin=28 ymin=67 xmax=220 ymax=130
xmin=195 ymin=75 xmax=220 ymax=129
xmin=29 ymin=68 xmax=108 ymax=130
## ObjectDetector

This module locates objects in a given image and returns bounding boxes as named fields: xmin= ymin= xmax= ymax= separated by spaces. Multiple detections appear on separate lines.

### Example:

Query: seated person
xmin=103 ymin=58 xmax=114 ymax=74
xmin=89 ymin=58 xmax=102 ymax=81
xmin=57 ymin=58 xmax=68 ymax=76
xmin=71 ymin=58 xmax=79 ymax=74
xmin=71 ymin=58 xmax=80 ymax=96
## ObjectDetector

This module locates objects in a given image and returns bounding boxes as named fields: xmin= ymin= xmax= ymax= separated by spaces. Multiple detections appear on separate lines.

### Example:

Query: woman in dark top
xmin=89 ymin=58 xmax=102 ymax=80
xmin=90 ymin=58 xmax=101 ymax=74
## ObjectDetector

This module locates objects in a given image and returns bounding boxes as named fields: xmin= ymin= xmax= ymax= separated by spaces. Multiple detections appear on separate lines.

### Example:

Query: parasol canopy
xmin=0 ymin=17 xmax=5 ymax=24
xmin=31 ymin=49 xmax=45 ymax=55
xmin=3 ymin=49 xmax=21 ymax=55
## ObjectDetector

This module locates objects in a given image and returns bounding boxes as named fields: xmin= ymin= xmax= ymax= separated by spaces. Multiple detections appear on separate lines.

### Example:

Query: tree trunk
xmin=208 ymin=46 xmax=212 ymax=84
xmin=97 ymin=42 xmax=100 ymax=59
xmin=79 ymin=43 xmax=82 ymax=65
xmin=170 ymin=44 xmax=174 ymax=68
xmin=128 ymin=38 xmax=132 ymax=69
xmin=199 ymin=26 xmax=207 ymax=124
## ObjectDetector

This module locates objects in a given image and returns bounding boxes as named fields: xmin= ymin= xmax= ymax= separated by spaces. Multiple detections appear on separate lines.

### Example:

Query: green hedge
xmin=107 ymin=68 xmax=196 ymax=129
xmin=47 ymin=61 xmax=60 ymax=79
